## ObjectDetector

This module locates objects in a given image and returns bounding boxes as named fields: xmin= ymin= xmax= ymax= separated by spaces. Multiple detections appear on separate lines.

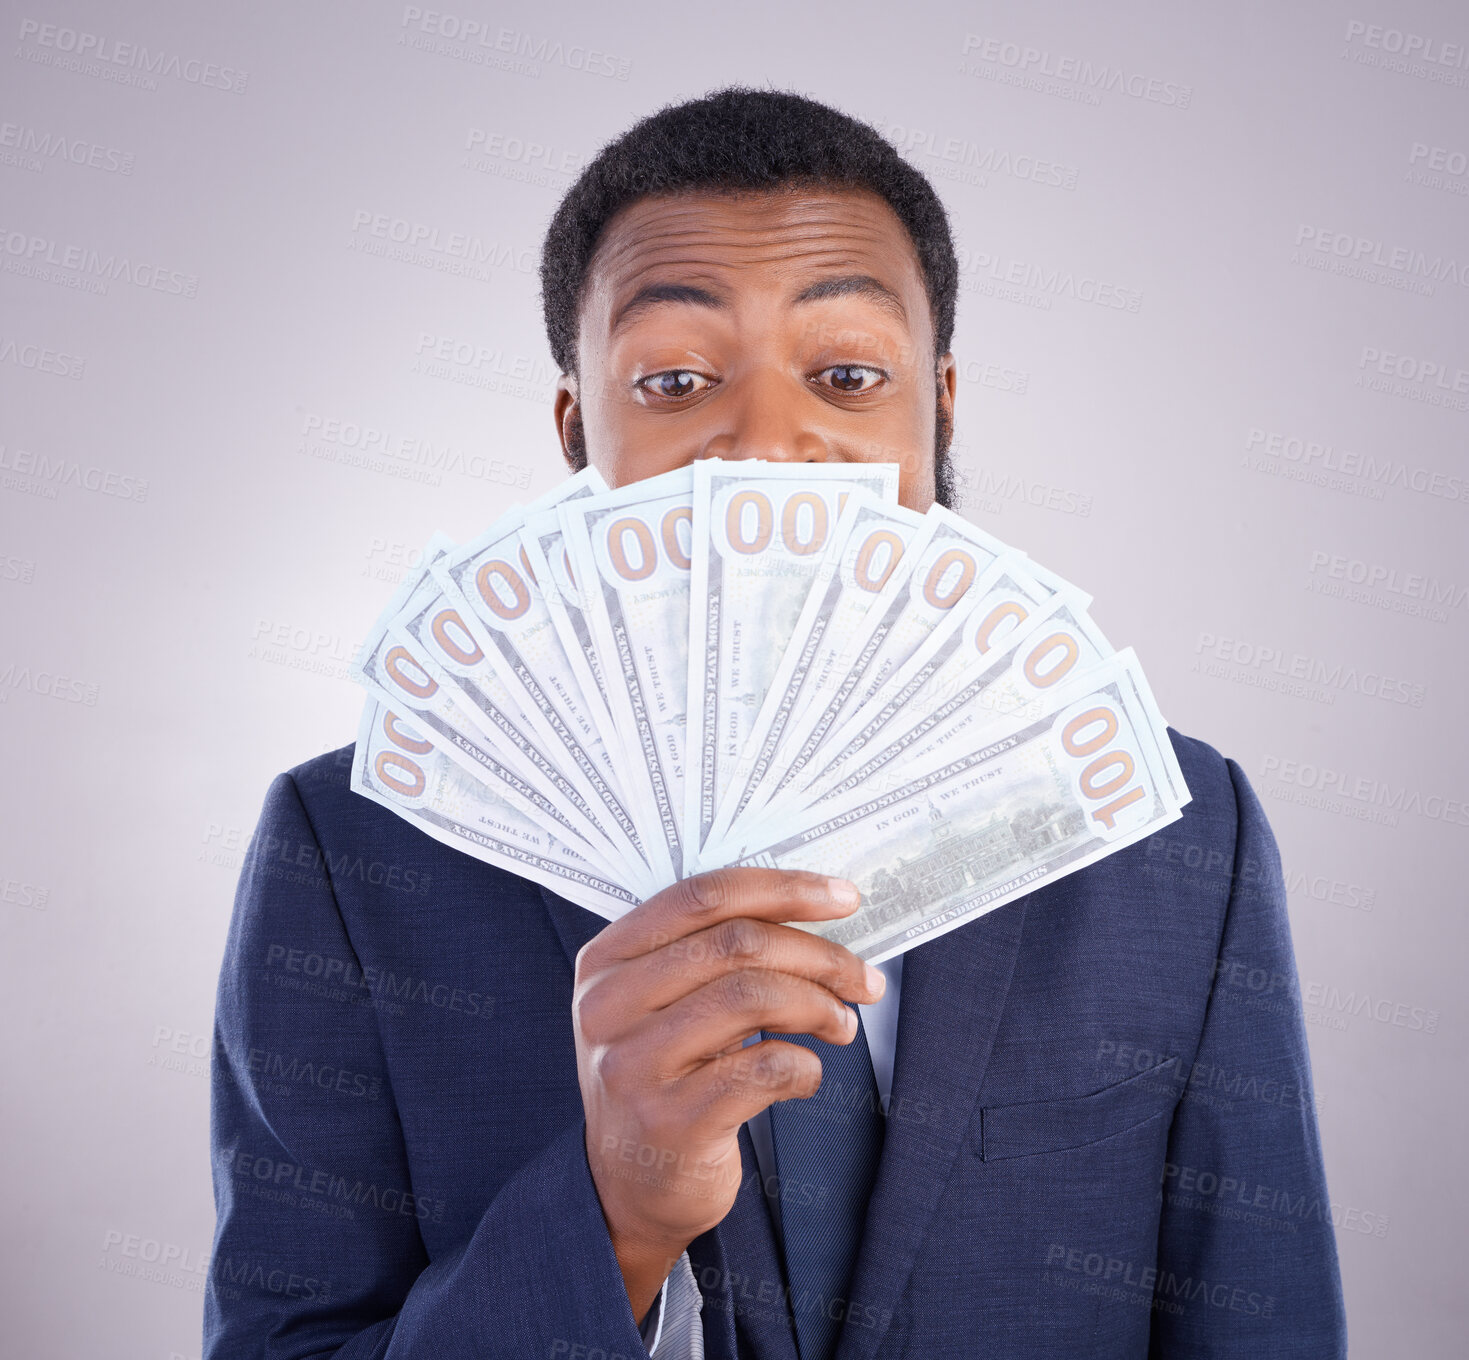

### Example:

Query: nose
xmin=700 ymin=367 xmax=832 ymax=464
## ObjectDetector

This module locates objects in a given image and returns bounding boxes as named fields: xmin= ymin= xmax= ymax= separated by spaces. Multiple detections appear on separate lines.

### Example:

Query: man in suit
xmin=206 ymin=87 xmax=1347 ymax=1358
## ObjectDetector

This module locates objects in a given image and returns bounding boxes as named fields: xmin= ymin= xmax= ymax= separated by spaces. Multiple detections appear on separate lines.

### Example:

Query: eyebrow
xmin=792 ymin=273 xmax=908 ymax=325
xmin=609 ymin=272 xmax=909 ymax=335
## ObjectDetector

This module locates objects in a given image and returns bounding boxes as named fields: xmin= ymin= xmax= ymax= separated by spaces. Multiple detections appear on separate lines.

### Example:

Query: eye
xmin=816 ymin=364 xmax=887 ymax=394
xmin=635 ymin=370 xmax=713 ymax=401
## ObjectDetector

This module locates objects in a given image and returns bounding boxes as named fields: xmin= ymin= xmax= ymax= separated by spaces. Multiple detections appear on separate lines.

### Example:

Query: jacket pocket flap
xmin=979 ymin=1056 xmax=1180 ymax=1161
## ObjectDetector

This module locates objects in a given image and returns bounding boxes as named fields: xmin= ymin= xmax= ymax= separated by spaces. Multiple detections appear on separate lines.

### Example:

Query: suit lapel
xmin=836 ymin=900 xmax=1028 ymax=1360
xmin=540 ymin=888 xmax=800 ymax=1360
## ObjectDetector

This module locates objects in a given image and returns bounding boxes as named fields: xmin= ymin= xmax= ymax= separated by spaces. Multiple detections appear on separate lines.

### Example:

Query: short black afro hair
xmin=538 ymin=84 xmax=960 ymax=379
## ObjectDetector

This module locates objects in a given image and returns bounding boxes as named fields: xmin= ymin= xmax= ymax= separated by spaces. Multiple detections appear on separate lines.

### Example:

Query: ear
xmin=936 ymin=351 xmax=957 ymax=420
xmin=553 ymin=373 xmax=580 ymax=468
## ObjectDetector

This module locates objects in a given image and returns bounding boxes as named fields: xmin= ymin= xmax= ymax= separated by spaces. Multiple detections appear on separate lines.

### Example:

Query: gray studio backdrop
xmin=2 ymin=1 xmax=1465 ymax=1355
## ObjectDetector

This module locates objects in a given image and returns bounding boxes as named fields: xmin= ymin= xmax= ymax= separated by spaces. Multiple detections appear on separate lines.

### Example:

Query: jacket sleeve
xmin=204 ymin=772 xmax=656 ymax=1359
xmin=1149 ymin=758 xmax=1348 ymax=1357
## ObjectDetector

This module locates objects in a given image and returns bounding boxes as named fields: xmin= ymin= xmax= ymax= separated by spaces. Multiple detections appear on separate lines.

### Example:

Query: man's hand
xmin=572 ymin=867 xmax=886 ymax=1325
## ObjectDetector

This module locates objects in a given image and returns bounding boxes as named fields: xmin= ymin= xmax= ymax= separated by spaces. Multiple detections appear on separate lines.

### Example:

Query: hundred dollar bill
xmin=733 ymin=650 xmax=1189 ymax=964
xmin=352 ymin=557 xmax=638 ymax=887
xmin=352 ymin=699 xmax=638 ymax=920
xmin=743 ymin=507 xmax=1081 ymax=827
xmin=520 ymin=502 xmax=677 ymax=885
xmin=429 ymin=486 xmax=655 ymax=890
xmin=352 ymin=554 xmax=538 ymax=794
xmin=518 ymin=507 xmax=618 ymax=736
xmin=690 ymin=493 xmax=927 ymax=868
xmin=868 ymin=592 xmax=1115 ymax=782
xmin=722 ymin=554 xmax=1054 ymax=849
xmin=771 ymin=588 xmax=1122 ymax=827
xmin=392 ymin=561 xmax=656 ymax=897
xmin=560 ymin=465 xmax=695 ymax=886
xmin=687 ymin=460 xmax=900 ymax=864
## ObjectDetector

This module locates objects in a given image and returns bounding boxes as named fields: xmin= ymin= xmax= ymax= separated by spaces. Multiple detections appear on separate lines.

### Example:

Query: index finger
xmin=593 ymin=867 xmax=861 ymax=965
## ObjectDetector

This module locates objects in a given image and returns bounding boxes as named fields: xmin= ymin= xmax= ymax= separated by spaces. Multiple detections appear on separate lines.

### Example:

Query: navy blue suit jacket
xmin=205 ymin=729 xmax=1346 ymax=1358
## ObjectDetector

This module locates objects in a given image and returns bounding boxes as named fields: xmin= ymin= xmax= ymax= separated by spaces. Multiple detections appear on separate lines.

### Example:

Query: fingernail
xmin=864 ymin=963 xmax=886 ymax=996
xmin=828 ymin=878 xmax=860 ymax=909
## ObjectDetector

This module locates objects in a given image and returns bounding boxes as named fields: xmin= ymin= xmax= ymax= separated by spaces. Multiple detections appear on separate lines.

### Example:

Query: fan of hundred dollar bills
xmin=349 ymin=460 xmax=1190 ymax=964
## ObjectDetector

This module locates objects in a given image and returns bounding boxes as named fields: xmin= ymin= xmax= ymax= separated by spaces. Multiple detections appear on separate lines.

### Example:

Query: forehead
xmin=579 ymin=186 xmax=932 ymax=349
